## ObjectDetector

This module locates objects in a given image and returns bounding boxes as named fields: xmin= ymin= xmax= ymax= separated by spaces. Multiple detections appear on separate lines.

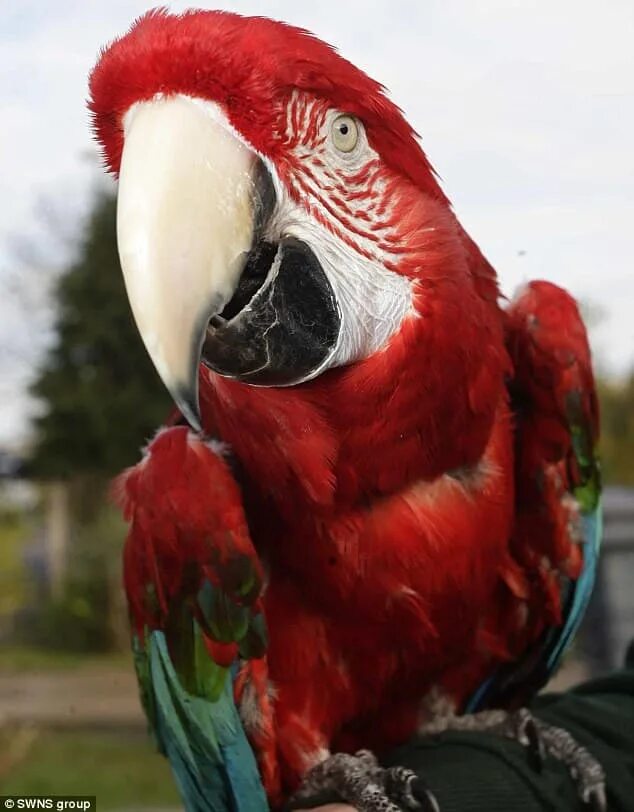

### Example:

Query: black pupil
xmin=339 ymin=123 xmax=349 ymax=135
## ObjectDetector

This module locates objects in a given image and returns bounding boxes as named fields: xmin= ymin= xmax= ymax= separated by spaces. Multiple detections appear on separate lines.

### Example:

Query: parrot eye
xmin=331 ymin=114 xmax=359 ymax=153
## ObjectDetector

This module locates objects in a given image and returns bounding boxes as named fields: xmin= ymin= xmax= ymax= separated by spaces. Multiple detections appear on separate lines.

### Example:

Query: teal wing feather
xmin=132 ymin=628 xmax=267 ymax=812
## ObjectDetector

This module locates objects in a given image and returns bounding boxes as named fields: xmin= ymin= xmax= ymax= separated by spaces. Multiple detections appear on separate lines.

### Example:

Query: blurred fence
xmin=0 ymin=476 xmax=127 ymax=653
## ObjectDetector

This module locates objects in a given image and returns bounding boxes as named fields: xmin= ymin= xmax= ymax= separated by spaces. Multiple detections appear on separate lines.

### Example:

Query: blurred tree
xmin=29 ymin=190 xmax=171 ymax=480
xmin=598 ymin=375 xmax=634 ymax=486
xmin=575 ymin=299 xmax=633 ymax=486
xmin=23 ymin=190 xmax=171 ymax=651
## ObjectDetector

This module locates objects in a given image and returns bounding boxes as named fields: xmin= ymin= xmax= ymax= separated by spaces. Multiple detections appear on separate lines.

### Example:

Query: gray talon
xmin=420 ymin=789 xmax=441 ymax=812
xmin=384 ymin=766 xmax=423 ymax=810
xmin=290 ymin=750 xmax=427 ymax=812
xmin=420 ymin=707 xmax=606 ymax=810
xmin=584 ymin=783 xmax=607 ymax=812
xmin=513 ymin=709 xmax=546 ymax=769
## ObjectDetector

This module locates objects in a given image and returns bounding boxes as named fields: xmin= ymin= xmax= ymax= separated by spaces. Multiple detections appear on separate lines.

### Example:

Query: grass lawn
xmin=4 ymin=729 xmax=181 ymax=810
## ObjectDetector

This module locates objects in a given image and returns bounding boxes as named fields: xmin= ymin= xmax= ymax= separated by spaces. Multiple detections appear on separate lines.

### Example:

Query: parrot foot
xmin=288 ymin=749 xmax=438 ymax=812
xmin=422 ymin=708 xmax=606 ymax=812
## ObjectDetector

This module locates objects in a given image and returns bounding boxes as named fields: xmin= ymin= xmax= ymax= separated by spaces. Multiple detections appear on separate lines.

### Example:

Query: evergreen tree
xmin=22 ymin=190 xmax=171 ymax=651
xmin=30 ymin=191 xmax=171 ymax=479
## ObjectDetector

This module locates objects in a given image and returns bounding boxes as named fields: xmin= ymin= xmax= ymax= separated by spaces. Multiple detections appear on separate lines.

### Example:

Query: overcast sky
xmin=1 ymin=0 xmax=633 ymax=447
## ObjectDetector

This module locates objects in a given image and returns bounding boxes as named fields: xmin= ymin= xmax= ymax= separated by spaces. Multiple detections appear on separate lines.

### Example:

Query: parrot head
xmin=90 ymin=9 xmax=504 ymax=474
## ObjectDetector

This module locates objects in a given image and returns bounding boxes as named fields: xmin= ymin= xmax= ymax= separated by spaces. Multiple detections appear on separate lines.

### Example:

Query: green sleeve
xmin=383 ymin=648 xmax=634 ymax=812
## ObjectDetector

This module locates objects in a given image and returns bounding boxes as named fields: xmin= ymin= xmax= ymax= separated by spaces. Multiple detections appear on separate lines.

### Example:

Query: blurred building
xmin=580 ymin=486 xmax=634 ymax=673
xmin=0 ymin=449 xmax=36 ymax=512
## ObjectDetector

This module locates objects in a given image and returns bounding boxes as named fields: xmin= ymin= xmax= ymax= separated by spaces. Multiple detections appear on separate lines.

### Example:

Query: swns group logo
xmin=3 ymin=798 xmax=95 ymax=811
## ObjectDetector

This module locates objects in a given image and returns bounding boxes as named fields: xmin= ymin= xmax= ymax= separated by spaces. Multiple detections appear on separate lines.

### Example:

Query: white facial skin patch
xmin=265 ymin=190 xmax=414 ymax=373
xmin=263 ymin=98 xmax=415 ymax=375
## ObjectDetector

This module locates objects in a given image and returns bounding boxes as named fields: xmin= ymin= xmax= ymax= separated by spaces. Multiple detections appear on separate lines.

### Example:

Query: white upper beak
xmin=116 ymin=95 xmax=256 ymax=428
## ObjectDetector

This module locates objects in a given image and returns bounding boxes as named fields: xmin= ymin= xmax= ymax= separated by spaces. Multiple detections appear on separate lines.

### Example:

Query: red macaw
xmin=90 ymin=10 xmax=603 ymax=812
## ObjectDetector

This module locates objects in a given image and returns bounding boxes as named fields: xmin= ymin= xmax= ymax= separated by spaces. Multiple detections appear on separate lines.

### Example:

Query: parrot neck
xmin=200 ymin=305 xmax=506 ymax=511
xmin=196 ymin=197 xmax=509 ymax=512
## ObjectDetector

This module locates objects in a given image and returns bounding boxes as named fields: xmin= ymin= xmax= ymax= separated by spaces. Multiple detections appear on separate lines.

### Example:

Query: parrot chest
xmin=249 ymin=435 xmax=515 ymax=729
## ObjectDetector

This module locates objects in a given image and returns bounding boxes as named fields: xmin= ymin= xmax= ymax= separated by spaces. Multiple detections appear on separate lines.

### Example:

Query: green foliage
xmin=0 ymin=508 xmax=29 ymax=617
xmin=19 ymin=504 xmax=128 ymax=653
xmin=22 ymin=567 xmax=110 ymax=653
xmin=29 ymin=190 xmax=171 ymax=479
xmin=30 ymin=588 xmax=109 ymax=653
xmin=598 ymin=375 xmax=634 ymax=486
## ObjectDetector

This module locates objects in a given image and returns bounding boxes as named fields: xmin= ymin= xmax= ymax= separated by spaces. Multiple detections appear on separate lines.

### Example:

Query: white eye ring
xmin=331 ymin=114 xmax=359 ymax=153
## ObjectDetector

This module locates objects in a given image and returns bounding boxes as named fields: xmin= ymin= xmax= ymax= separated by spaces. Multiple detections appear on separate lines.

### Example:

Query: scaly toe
xmin=289 ymin=751 xmax=425 ymax=812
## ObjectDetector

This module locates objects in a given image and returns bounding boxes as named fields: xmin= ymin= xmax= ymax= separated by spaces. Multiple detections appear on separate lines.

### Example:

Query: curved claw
xmin=384 ymin=766 xmax=424 ymax=810
xmin=289 ymin=750 xmax=433 ymax=812
xmin=584 ymin=783 xmax=607 ymax=812
xmin=410 ymin=779 xmax=441 ymax=812
xmin=514 ymin=709 xmax=546 ymax=772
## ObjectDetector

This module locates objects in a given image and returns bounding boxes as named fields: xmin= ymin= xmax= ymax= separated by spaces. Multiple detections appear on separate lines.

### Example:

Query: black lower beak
xmin=201 ymin=236 xmax=341 ymax=386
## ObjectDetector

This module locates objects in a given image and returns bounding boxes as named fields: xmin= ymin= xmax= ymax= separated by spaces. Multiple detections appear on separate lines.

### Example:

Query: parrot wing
xmin=115 ymin=426 xmax=269 ymax=812
xmin=467 ymin=281 xmax=601 ymax=711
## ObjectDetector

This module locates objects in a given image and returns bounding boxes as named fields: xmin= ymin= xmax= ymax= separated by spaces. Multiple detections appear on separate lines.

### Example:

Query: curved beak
xmin=116 ymin=95 xmax=256 ymax=429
